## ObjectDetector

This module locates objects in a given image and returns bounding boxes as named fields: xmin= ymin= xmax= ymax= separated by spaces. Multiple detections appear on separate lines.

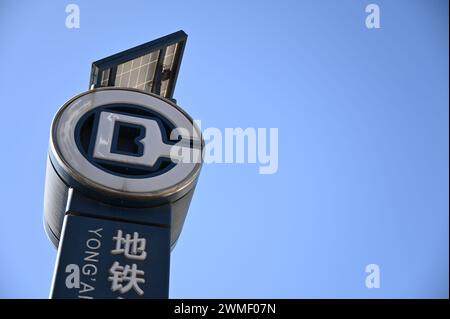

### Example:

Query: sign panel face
xmin=51 ymin=214 xmax=170 ymax=299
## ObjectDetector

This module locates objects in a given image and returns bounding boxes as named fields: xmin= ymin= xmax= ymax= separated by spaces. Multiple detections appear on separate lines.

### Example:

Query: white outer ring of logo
xmin=50 ymin=88 xmax=202 ymax=199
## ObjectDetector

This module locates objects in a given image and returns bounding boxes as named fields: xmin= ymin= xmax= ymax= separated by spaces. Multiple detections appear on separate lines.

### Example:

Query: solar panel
xmin=90 ymin=31 xmax=187 ymax=100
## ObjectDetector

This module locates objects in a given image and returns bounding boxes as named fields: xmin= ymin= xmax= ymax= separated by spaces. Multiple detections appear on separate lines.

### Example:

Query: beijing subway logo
xmin=50 ymin=88 xmax=202 ymax=196
xmin=75 ymin=104 xmax=200 ymax=178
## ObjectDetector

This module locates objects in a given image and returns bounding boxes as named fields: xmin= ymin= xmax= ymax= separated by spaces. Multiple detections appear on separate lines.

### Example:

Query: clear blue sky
xmin=0 ymin=0 xmax=448 ymax=298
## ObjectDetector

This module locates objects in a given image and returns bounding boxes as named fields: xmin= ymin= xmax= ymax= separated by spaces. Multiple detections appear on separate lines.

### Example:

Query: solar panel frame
xmin=89 ymin=30 xmax=187 ymax=100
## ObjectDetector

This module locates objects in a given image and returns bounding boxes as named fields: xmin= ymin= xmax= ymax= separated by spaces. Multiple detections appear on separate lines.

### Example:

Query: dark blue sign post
xmin=51 ymin=214 xmax=170 ymax=298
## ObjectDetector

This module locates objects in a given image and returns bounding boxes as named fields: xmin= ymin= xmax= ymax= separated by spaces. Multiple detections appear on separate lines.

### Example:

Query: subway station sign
xmin=44 ymin=87 xmax=203 ymax=298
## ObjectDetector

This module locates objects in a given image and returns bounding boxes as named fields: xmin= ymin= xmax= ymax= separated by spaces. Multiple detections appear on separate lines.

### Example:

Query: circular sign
xmin=49 ymin=87 xmax=202 ymax=201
